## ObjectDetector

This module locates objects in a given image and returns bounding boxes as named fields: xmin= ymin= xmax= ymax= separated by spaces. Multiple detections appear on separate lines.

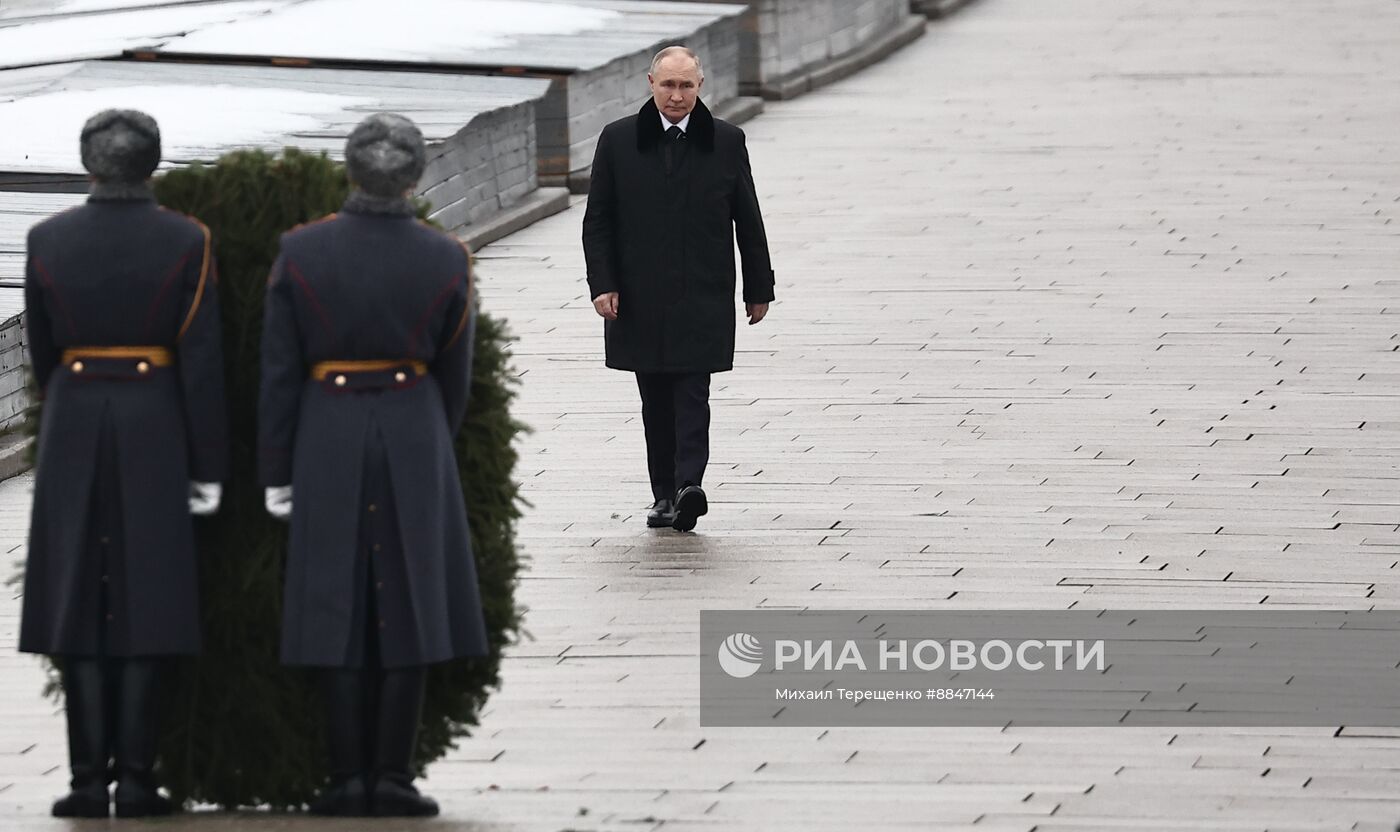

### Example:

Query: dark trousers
xmin=319 ymin=588 xmax=426 ymax=784
xmin=635 ymin=372 xmax=711 ymax=502
xmin=60 ymin=656 xmax=167 ymax=790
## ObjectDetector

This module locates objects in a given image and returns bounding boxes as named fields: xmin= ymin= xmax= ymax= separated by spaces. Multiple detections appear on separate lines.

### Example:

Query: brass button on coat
xmin=334 ymin=374 xmax=347 ymax=387
xmin=136 ymin=361 xmax=150 ymax=374
xmin=367 ymin=503 xmax=377 ymax=513
xmin=71 ymin=361 xmax=84 ymax=373
xmin=394 ymin=371 xmax=407 ymax=383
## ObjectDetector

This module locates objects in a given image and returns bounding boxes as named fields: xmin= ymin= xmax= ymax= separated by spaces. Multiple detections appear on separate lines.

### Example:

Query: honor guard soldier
xmin=258 ymin=113 xmax=488 ymax=817
xmin=18 ymin=110 xmax=229 ymax=818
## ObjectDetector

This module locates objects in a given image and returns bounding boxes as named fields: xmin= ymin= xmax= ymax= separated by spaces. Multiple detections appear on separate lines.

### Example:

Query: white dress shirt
xmin=661 ymin=112 xmax=691 ymax=134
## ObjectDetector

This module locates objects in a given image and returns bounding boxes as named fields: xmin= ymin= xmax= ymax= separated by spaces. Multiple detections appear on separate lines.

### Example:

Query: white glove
xmin=189 ymin=482 xmax=222 ymax=516
xmin=265 ymin=485 xmax=293 ymax=520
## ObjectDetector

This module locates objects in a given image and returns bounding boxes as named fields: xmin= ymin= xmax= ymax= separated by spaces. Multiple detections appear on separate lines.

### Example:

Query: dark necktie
xmin=664 ymin=125 xmax=684 ymax=174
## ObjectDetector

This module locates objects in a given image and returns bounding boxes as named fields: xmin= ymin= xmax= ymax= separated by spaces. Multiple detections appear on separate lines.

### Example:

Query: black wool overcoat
xmin=258 ymin=202 xmax=488 ymax=668
xmin=582 ymin=98 xmax=775 ymax=374
xmin=19 ymin=194 xmax=228 ymax=657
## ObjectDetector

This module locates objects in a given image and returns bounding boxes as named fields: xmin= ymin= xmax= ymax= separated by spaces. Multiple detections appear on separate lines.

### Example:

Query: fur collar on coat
xmin=635 ymin=97 xmax=716 ymax=153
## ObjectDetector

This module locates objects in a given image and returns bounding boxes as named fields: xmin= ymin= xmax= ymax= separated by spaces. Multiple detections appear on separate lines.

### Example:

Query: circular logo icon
xmin=718 ymin=632 xmax=763 ymax=678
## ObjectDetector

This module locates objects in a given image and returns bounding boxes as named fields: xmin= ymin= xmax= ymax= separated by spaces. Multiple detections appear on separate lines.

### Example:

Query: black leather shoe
xmin=309 ymin=775 xmax=370 ymax=816
xmin=672 ymin=485 xmax=708 ymax=532
xmin=371 ymin=773 xmax=439 ymax=817
xmin=646 ymin=499 xmax=675 ymax=528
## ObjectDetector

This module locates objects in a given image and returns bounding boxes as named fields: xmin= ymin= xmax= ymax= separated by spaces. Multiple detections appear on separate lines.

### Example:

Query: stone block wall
xmin=422 ymin=98 xmax=541 ymax=234
xmin=679 ymin=0 xmax=913 ymax=97
xmin=0 ymin=314 xmax=28 ymax=432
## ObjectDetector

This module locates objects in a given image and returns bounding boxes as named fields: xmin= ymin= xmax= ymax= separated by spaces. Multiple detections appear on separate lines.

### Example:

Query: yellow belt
xmin=61 ymin=346 xmax=173 ymax=374
xmin=310 ymin=360 xmax=428 ymax=385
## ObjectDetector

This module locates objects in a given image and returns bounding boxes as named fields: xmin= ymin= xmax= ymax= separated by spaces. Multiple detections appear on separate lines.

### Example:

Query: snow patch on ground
xmin=0 ymin=84 xmax=376 ymax=172
xmin=165 ymin=0 xmax=620 ymax=61
xmin=0 ymin=1 xmax=280 ymax=68
xmin=0 ymin=0 xmax=214 ymax=20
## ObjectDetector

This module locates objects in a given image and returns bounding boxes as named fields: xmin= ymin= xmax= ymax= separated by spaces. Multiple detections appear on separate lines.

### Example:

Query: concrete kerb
xmin=0 ymin=434 xmax=30 ymax=482
xmin=913 ymin=0 xmax=983 ymax=19
xmin=460 ymin=186 xmax=571 ymax=251
xmin=718 ymin=95 xmax=769 ymax=127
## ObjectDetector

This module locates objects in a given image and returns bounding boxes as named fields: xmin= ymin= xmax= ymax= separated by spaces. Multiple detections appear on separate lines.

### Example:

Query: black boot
xmin=308 ymin=670 xmax=370 ymax=816
xmin=52 ymin=658 xmax=110 ymax=818
xmin=113 ymin=659 xmax=175 ymax=818
xmin=370 ymin=668 xmax=437 ymax=817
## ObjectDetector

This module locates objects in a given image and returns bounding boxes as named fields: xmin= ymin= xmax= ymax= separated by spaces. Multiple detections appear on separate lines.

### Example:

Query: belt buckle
xmin=322 ymin=362 xmax=420 ymax=392
xmin=67 ymin=355 xmax=159 ymax=380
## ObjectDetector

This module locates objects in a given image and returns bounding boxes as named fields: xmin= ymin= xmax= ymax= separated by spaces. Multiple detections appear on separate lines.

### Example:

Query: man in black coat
xmin=583 ymin=46 xmax=776 ymax=532
xmin=258 ymin=113 xmax=487 ymax=818
xmin=20 ymin=110 xmax=228 ymax=818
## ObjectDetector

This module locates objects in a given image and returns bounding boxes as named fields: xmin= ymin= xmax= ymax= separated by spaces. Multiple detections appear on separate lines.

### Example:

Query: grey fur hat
xmin=345 ymin=113 xmax=427 ymax=197
xmin=80 ymin=109 xmax=161 ymax=183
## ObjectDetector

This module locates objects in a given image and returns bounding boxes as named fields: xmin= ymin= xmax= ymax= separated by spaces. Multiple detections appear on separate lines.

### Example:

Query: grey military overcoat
xmin=19 ymin=195 xmax=228 ymax=657
xmin=258 ymin=202 xmax=487 ymax=668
